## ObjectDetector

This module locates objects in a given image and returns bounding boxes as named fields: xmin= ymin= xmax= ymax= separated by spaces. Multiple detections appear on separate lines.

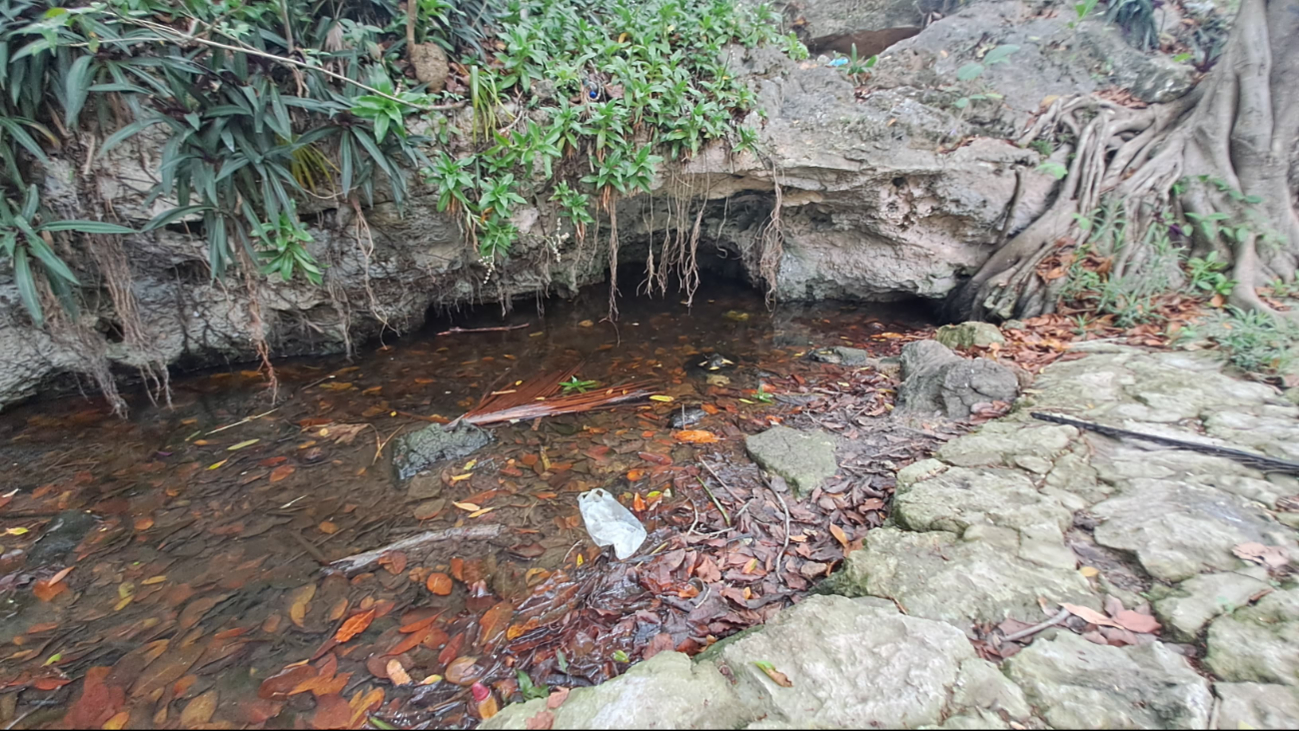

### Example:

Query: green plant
xmin=1205 ymin=307 xmax=1299 ymax=375
xmin=1070 ymin=0 xmax=1101 ymax=28
xmin=255 ymin=202 xmax=324 ymax=286
xmin=1186 ymin=251 xmax=1237 ymax=297
xmin=752 ymin=383 xmax=775 ymax=404
xmin=841 ymin=43 xmax=877 ymax=81
xmin=952 ymin=44 xmax=1018 ymax=109
xmin=515 ymin=669 xmax=549 ymax=700
xmin=0 ymin=184 xmax=133 ymax=325
xmin=560 ymin=375 xmax=600 ymax=394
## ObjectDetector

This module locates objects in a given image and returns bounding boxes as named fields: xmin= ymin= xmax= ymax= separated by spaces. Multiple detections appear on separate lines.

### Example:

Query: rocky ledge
xmin=484 ymin=343 xmax=1299 ymax=730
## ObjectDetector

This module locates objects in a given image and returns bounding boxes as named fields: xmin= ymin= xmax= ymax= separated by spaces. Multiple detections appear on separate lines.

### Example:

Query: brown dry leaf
xmin=1113 ymin=609 xmax=1161 ymax=634
xmin=318 ymin=521 xmax=339 ymax=534
xmin=288 ymin=585 xmax=316 ymax=629
xmin=385 ymin=659 xmax=412 ymax=686
xmin=1233 ymin=542 xmax=1290 ymax=569
xmin=180 ymin=690 xmax=218 ymax=728
xmin=444 ymin=656 xmax=482 ymax=686
xmin=1060 ymin=602 xmax=1122 ymax=628
xmin=426 ymin=573 xmax=453 ymax=596
xmin=347 ymin=687 xmax=386 ymax=727
xmin=269 ymin=465 xmax=296 ymax=482
xmin=525 ymin=710 xmax=555 ymax=730
xmin=828 ymin=523 xmax=849 ymax=550
xmin=311 ymin=693 xmax=353 ymax=730
xmin=546 ymin=687 xmax=570 ymax=709
xmin=379 ymin=552 xmax=408 ymax=575
xmin=478 ymin=601 xmax=514 ymax=652
xmin=334 ymin=609 xmax=376 ymax=643
xmin=32 ymin=578 xmax=68 ymax=602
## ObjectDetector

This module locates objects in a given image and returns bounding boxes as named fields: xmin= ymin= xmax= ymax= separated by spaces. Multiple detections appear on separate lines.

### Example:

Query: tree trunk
xmin=950 ymin=0 xmax=1299 ymax=322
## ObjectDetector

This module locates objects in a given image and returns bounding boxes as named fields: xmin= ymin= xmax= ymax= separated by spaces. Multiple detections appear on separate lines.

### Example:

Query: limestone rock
xmin=1206 ymin=588 xmax=1299 ymax=685
xmin=893 ymin=465 xmax=1072 ymax=535
xmin=713 ymin=595 xmax=1030 ymax=728
xmin=1005 ymin=632 xmax=1212 ymax=729
xmin=1214 ymin=683 xmax=1299 ymax=730
xmin=480 ymin=651 xmax=747 ymax=730
xmin=390 ymin=423 xmax=493 ymax=482
xmin=744 ymin=426 xmax=838 ymax=497
xmin=1154 ymin=571 xmax=1272 ymax=641
xmin=1092 ymin=479 xmax=1296 ymax=582
xmin=936 ymin=321 xmax=1005 ymax=350
xmin=898 ymin=340 xmax=1020 ymax=419
xmin=830 ymin=527 xmax=1096 ymax=625
xmin=936 ymin=421 xmax=1077 ymax=469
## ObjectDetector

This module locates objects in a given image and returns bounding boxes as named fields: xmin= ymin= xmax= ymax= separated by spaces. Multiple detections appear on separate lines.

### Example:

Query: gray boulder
xmin=391 ymin=422 xmax=493 ymax=482
xmin=745 ymin=426 xmax=838 ymax=497
xmin=898 ymin=340 xmax=1020 ymax=419
xmin=1206 ymin=588 xmax=1299 ymax=685
xmin=936 ymin=321 xmax=1005 ymax=350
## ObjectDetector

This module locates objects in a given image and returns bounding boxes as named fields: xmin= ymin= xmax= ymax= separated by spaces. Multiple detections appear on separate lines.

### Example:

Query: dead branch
xmin=328 ymin=524 xmax=506 ymax=575
xmin=436 ymin=323 xmax=530 ymax=336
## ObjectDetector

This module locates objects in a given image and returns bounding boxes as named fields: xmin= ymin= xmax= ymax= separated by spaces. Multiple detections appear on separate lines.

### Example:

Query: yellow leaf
xmin=386 ymin=659 xmax=412 ymax=686
xmin=575 ymin=554 xmax=584 ymax=567
xmin=1079 ymin=566 xmax=1099 ymax=578
xmin=4 ymin=527 xmax=29 ymax=536
xmin=649 ymin=395 xmax=674 ymax=402
xmin=420 ymin=674 xmax=443 ymax=686
xmin=738 ymin=398 xmax=754 ymax=404
xmin=452 ymin=502 xmax=482 ymax=512
xmin=113 ymin=595 xmax=133 ymax=611
xmin=207 ymin=460 xmax=228 ymax=470
xmin=318 ymin=521 xmax=339 ymax=534
xmin=450 ymin=473 xmax=473 ymax=483
xmin=143 ymin=575 xmax=167 ymax=585
xmin=467 ymin=507 xmax=496 ymax=519
xmin=228 ymin=439 xmax=260 ymax=451
xmin=118 ymin=582 xmax=134 ymax=599
xmin=463 ymin=459 xmax=477 ymax=470
xmin=102 ymin=711 xmax=130 ymax=730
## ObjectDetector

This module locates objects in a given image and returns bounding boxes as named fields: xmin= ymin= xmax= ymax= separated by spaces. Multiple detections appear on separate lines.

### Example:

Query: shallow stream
xmin=0 ymin=280 xmax=931 ymax=729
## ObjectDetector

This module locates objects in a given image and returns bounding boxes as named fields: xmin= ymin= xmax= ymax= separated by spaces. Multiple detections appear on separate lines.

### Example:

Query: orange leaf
xmin=347 ymin=688 xmax=385 ymax=727
xmin=626 ymin=469 xmax=646 ymax=481
xmin=334 ymin=609 xmax=376 ymax=643
xmin=632 ymin=493 xmax=646 ymax=512
xmin=180 ymin=690 xmax=218 ymax=727
xmin=103 ymin=711 xmax=131 ymax=730
xmin=379 ymin=552 xmax=407 ymax=575
xmin=310 ymin=693 xmax=353 ymax=730
xmin=386 ymin=659 xmax=412 ymax=686
xmin=425 ymin=573 xmax=453 ymax=596
xmin=673 ymin=429 xmax=719 ymax=444
xmin=288 ymin=584 xmax=316 ymax=629
xmin=318 ymin=521 xmax=339 ymax=534
xmin=32 ymin=578 xmax=67 ymax=602
xmin=828 ymin=524 xmax=849 ymax=550
xmin=450 ymin=558 xmax=465 ymax=582
xmin=478 ymin=601 xmax=513 ymax=653
xmin=269 ymin=465 xmax=296 ymax=482
xmin=386 ymin=630 xmax=429 ymax=657
xmin=700 ymin=403 xmax=719 ymax=415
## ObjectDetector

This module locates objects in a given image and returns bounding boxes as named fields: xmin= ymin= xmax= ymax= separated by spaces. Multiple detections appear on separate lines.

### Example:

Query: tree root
xmin=952 ymin=0 xmax=1298 ymax=324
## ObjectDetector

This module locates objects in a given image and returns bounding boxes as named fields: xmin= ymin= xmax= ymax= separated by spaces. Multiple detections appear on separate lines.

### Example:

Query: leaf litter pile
xmin=0 ymin=281 xmax=1219 ymax=729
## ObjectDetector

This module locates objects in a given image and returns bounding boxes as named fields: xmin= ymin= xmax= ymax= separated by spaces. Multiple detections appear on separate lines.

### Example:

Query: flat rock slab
xmin=1154 ymin=570 xmax=1271 ymax=641
xmin=390 ymin=422 xmax=493 ymax=482
xmin=892 ymin=465 xmax=1073 ymax=535
xmin=712 ymin=595 xmax=1029 ymax=728
xmin=1206 ymin=588 xmax=1299 ymax=685
xmin=1092 ymin=479 xmax=1295 ymax=582
xmin=480 ymin=651 xmax=747 ymax=730
xmin=1005 ymin=631 xmax=1213 ymax=729
xmin=744 ymin=426 xmax=837 ymax=497
xmin=1215 ymin=683 xmax=1299 ymax=729
xmin=830 ymin=527 xmax=1096 ymax=625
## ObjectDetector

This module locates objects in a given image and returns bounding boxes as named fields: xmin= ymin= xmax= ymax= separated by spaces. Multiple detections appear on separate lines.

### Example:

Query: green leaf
xmin=39 ymin=220 xmax=134 ymax=235
xmin=612 ymin=650 xmax=629 ymax=663
xmin=142 ymin=205 xmax=209 ymax=232
xmin=64 ymin=54 xmax=94 ymax=126
xmin=13 ymin=247 xmax=44 ymax=327
xmin=0 ymin=118 xmax=51 ymax=164
xmin=983 ymin=45 xmax=1020 ymax=65
xmin=98 ymin=118 xmax=164 ymax=157
xmin=26 ymin=237 xmax=80 ymax=286
xmin=956 ymin=63 xmax=984 ymax=82
xmin=954 ymin=97 xmax=970 ymax=109
xmin=1036 ymin=161 xmax=1068 ymax=180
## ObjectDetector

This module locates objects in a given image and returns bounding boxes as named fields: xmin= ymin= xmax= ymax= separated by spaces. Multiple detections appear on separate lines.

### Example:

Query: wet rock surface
xmin=743 ymin=426 xmax=838 ymax=497
xmin=897 ymin=340 xmax=1020 ymax=419
xmin=390 ymin=422 xmax=494 ymax=482
xmin=491 ymin=344 xmax=1299 ymax=730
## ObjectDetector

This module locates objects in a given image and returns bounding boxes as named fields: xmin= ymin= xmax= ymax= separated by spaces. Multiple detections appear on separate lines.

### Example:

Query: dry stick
xmin=436 ymin=323 xmax=530 ymax=336
xmin=1002 ymin=607 xmax=1070 ymax=643
xmin=291 ymin=528 xmax=332 ymax=566
xmin=695 ymin=477 xmax=731 ymax=526
xmin=204 ymin=407 xmax=279 ymax=436
xmin=762 ymin=474 xmax=793 ymax=576
xmin=329 ymin=524 xmax=505 ymax=575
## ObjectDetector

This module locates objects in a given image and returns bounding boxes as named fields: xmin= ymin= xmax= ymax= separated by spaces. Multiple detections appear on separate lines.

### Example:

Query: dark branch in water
xmin=436 ymin=323 xmax=531 ymax=336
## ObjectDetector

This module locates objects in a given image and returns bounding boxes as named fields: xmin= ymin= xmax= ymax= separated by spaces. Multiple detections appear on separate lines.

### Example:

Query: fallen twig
xmin=204 ymin=407 xmax=279 ymax=436
xmin=329 ymin=524 xmax=506 ymax=575
xmin=696 ymin=477 xmax=731 ymax=526
xmin=436 ymin=323 xmax=530 ymax=336
xmin=1002 ymin=607 xmax=1070 ymax=642
xmin=764 ymin=474 xmax=793 ymax=576
xmin=291 ymin=529 xmax=332 ymax=566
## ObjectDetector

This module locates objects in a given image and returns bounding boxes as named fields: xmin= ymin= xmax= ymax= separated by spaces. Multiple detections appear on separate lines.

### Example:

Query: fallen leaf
xmin=426 ymin=573 xmax=453 ymax=596
xmin=228 ymin=439 xmax=260 ymax=451
xmin=289 ymin=585 xmax=316 ymax=629
xmin=626 ymin=469 xmax=646 ymax=481
xmin=180 ymin=690 xmax=218 ymax=727
xmin=546 ymin=687 xmax=570 ymax=709
xmin=445 ymin=656 xmax=483 ymax=686
xmin=1079 ymin=566 xmax=1100 ymax=578
xmin=828 ymin=523 xmax=849 ymax=550
xmin=385 ymin=659 xmax=411 ymax=686
xmin=754 ymin=660 xmax=792 ymax=687
xmin=270 ymin=465 xmax=296 ymax=482
xmin=335 ymin=610 xmax=376 ymax=643
xmin=103 ymin=711 xmax=131 ymax=730
xmin=32 ymin=578 xmax=68 ymax=602
xmin=673 ymin=429 xmax=719 ymax=444
xmin=318 ymin=521 xmax=339 ymax=534
xmin=311 ymin=693 xmax=353 ymax=730
xmin=1060 ymin=602 xmax=1122 ymax=628
xmin=649 ymin=395 xmax=674 ymax=402
xmin=1233 ymin=542 xmax=1290 ymax=569
xmin=453 ymin=501 xmax=482 ymax=512
xmin=526 ymin=711 xmax=555 ymax=729
xmin=1113 ymin=609 xmax=1161 ymax=634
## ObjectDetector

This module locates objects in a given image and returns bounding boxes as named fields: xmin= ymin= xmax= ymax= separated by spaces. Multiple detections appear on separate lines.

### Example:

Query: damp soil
xmin=0 ymin=281 xmax=938 ymax=729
